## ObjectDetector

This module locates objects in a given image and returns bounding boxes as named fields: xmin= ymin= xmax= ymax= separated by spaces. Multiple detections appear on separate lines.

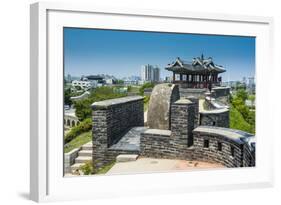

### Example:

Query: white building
xmin=141 ymin=64 xmax=160 ymax=82
xmin=72 ymin=80 xmax=96 ymax=90
xmin=105 ymin=78 xmax=114 ymax=85
xmin=72 ymin=75 xmax=105 ymax=90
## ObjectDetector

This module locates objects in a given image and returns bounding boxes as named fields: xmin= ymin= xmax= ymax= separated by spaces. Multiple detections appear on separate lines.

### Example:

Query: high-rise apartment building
xmin=141 ymin=64 xmax=160 ymax=82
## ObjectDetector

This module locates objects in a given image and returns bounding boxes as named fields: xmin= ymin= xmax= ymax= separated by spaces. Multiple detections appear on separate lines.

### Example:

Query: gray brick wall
xmin=199 ymin=110 xmax=229 ymax=128
xmin=91 ymin=93 xmax=254 ymax=170
xmin=192 ymin=133 xmax=243 ymax=167
xmin=171 ymin=99 xmax=195 ymax=148
xmin=140 ymin=128 xmax=254 ymax=168
xmin=92 ymin=96 xmax=144 ymax=168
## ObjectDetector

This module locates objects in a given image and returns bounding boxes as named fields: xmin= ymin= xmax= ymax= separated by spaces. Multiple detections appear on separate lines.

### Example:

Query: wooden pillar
xmin=173 ymin=72 xmax=175 ymax=82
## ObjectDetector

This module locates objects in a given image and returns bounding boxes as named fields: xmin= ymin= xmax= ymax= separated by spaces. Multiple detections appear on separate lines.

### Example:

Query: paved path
xmin=106 ymin=157 xmax=224 ymax=175
xmin=109 ymin=127 xmax=148 ymax=151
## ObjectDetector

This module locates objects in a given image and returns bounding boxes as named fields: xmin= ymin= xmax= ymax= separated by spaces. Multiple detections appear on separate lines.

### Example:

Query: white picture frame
xmin=30 ymin=2 xmax=274 ymax=202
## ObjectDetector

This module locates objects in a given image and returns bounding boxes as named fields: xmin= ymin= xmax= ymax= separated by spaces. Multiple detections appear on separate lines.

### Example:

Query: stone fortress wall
xmin=91 ymin=84 xmax=255 ymax=169
xmin=199 ymin=109 xmax=229 ymax=128
xmin=92 ymin=96 xmax=144 ymax=168
xmin=179 ymin=88 xmax=206 ymax=98
xmin=211 ymin=87 xmax=231 ymax=105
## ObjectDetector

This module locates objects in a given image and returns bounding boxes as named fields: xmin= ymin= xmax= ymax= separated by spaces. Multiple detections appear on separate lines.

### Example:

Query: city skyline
xmin=64 ymin=28 xmax=255 ymax=81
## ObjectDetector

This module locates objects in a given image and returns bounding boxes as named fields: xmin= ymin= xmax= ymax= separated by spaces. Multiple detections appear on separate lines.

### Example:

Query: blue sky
xmin=64 ymin=28 xmax=255 ymax=81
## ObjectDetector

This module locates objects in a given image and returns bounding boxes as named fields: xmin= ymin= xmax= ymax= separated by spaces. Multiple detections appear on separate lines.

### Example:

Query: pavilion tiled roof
xmin=165 ymin=55 xmax=226 ymax=74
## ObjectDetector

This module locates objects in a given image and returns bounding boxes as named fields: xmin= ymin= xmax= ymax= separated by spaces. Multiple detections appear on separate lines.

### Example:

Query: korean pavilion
xmin=165 ymin=55 xmax=226 ymax=89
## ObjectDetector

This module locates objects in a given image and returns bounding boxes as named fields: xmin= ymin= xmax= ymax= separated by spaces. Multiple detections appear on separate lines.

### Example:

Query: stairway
xmin=70 ymin=142 xmax=92 ymax=173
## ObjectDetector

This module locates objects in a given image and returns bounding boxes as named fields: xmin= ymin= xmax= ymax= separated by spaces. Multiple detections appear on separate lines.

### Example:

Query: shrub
xmin=143 ymin=96 xmax=150 ymax=104
xmin=230 ymin=105 xmax=254 ymax=134
xmin=79 ymin=160 xmax=95 ymax=175
xmin=64 ymin=118 xmax=92 ymax=144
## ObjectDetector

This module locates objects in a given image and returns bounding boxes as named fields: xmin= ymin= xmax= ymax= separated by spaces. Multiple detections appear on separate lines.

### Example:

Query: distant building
xmin=221 ymin=81 xmax=235 ymax=88
xmin=165 ymin=55 xmax=225 ymax=89
xmin=83 ymin=75 xmax=104 ymax=83
xmin=99 ymin=74 xmax=117 ymax=85
xmin=245 ymin=99 xmax=255 ymax=107
xmin=66 ymin=74 xmax=72 ymax=83
xmin=165 ymin=76 xmax=173 ymax=83
xmin=72 ymin=80 xmax=95 ymax=90
xmin=141 ymin=64 xmax=160 ymax=82
xmin=72 ymin=75 xmax=105 ymax=90
xmin=248 ymin=77 xmax=255 ymax=93
xmin=152 ymin=67 xmax=160 ymax=82
xmin=242 ymin=76 xmax=247 ymax=85
xmin=105 ymin=78 xmax=115 ymax=85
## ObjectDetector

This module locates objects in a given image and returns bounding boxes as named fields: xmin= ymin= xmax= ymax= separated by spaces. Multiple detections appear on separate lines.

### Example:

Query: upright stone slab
xmin=147 ymin=83 xmax=180 ymax=130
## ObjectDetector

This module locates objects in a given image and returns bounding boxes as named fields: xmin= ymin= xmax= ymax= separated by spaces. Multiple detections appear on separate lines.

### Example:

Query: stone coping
xmin=199 ymin=99 xmax=229 ymax=114
xmin=142 ymin=128 xmax=171 ymax=136
xmin=212 ymin=86 xmax=230 ymax=90
xmin=193 ymin=126 xmax=255 ymax=144
xmin=174 ymin=98 xmax=193 ymax=105
xmin=179 ymin=88 xmax=207 ymax=91
xmin=200 ymin=108 xmax=229 ymax=114
xmin=91 ymin=96 xmax=144 ymax=109
xmin=65 ymin=147 xmax=81 ymax=156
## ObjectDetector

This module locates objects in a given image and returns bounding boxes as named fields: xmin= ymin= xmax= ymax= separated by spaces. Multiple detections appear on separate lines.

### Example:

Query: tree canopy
xmin=73 ymin=86 xmax=127 ymax=121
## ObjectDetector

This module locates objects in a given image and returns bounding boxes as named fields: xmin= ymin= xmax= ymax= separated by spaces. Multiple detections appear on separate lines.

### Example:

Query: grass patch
xmin=64 ymin=131 xmax=92 ymax=153
xmin=128 ymin=86 xmax=140 ymax=93
xmin=96 ymin=161 xmax=116 ymax=174
xmin=144 ymin=96 xmax=150 ymax=112
xmin=144 ymin=101 xmax=149 ymax=112
xmin=230 ymin=105 xmax=254 ymax=134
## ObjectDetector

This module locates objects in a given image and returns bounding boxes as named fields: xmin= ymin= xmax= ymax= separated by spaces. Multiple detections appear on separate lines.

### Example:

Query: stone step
xmin=75 ymin=156 xmax=92 ymax=164
xmin=70 ymin=163 xmax=84 ymax=173
xmin=82 ymin=142 xmax=93 ymax=150
xmin=116 ymin=154 xmax=139 ymax=163
xmin=78 ymin=150 xmax=92 ymax=157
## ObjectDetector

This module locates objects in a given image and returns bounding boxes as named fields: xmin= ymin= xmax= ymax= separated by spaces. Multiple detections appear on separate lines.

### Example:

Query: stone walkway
xmin=109 ymin=127 xmax=148 ymax=151
xmin=106 ymin=157 xmax=224 ymax=175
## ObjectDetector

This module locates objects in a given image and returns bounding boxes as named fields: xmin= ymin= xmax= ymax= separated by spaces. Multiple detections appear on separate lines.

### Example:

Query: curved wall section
xmin=192 ymin=126 xmax=255 ymax=167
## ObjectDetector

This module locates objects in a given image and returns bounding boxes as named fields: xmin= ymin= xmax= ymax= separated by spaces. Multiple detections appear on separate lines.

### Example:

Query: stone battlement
xmin=91 ymin=84 xmax=255 ymax=170
xmin=92 ymin=96 xmax=144 ymax=168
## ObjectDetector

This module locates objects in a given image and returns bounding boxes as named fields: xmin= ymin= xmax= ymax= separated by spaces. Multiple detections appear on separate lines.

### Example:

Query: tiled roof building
xmin=165 ymin=54 xmax=226 ymax=89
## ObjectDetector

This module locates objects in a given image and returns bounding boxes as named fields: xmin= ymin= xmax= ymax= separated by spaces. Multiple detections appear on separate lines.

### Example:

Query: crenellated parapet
xmin=91 ymin=84 xmax=255 ymax=170
xmin=193 ymin=126 xmax=255 ymax=167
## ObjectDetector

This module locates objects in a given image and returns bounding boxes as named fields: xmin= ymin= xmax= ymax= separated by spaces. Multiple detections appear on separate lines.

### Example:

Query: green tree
xmin=64 ymin=88 xmax=72 ymax=106
xmin=74 ymin=87 xmax=127 ymax=121
xmin=235 ymin=82 xmax=246 ymax=90
xmin=231 ymin=91 xmax=255 ymax=134
xmin=64 ymin=118 xmax=92 ymax=144
xmin=116 ymin=79 xmax=124 ymax=85
xmin=236 ymin=89 xmax=248 ymax=102
xmin=74 ymin=99 xmax=92 ymax=120
xmin=139 ymin=82 xmax=155 ymax=95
